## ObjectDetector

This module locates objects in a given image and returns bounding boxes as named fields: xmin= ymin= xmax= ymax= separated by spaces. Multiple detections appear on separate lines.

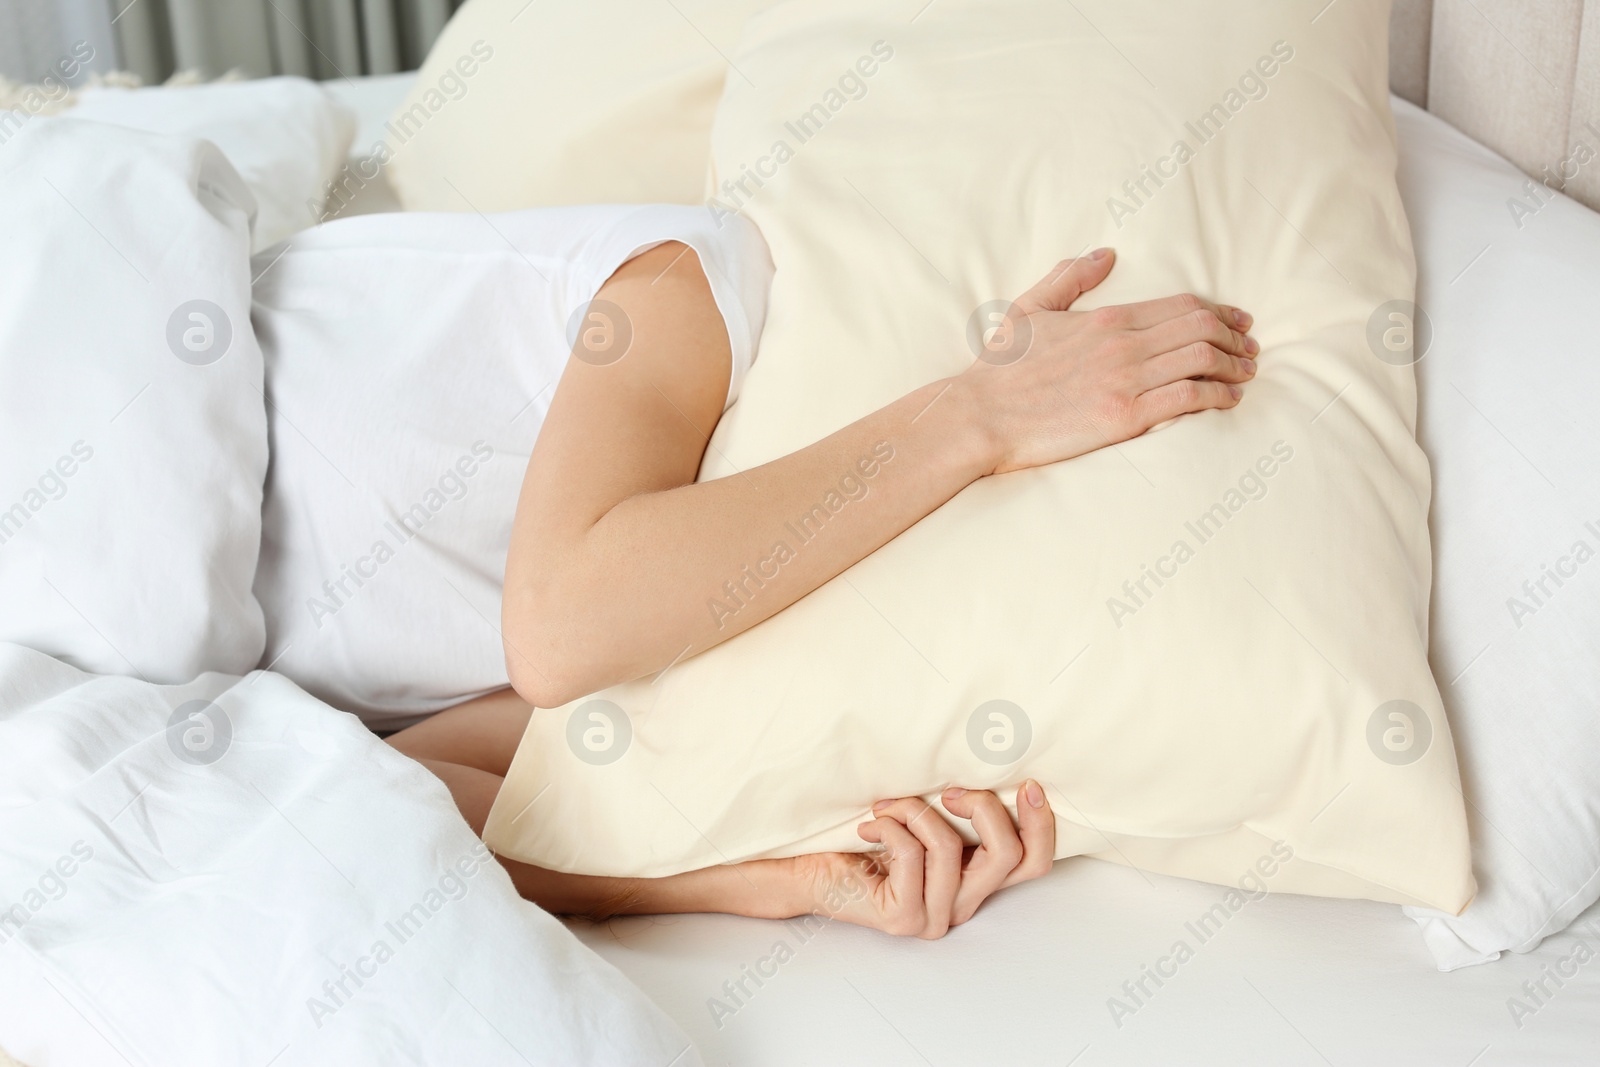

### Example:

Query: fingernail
xmin=1233 ymin=309 xmax=1252 ymax=328
xmin=1229 ymin=385 xmax=1243 ymax=400
xmin=942 ymin=787 xmax=967 ymax=799
xmin=1025 ymin=780 xmax=1046 ymax=808
xmin=873 ymin=799 xmax=892 ymax=812
xmin=1245 ymin=335 xmax=1260 ymax=355
xmin=1090 ymin=247 xmax=1111 ymax=260
xmin=1240 ymin=357 xmax=1256 ymax=375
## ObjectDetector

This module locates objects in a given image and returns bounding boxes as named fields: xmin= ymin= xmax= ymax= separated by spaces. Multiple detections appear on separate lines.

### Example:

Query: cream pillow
xmin=486 ymin=0 xmax=1476 ymax=913
xmin=383 ymin=0 xmax=772 ymax=212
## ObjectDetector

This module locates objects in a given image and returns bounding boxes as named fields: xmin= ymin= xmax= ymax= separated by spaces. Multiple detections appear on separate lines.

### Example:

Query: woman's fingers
xmin=1137 ymin=300 xmax=1258 ymax=359
xmin=1134 ymin=378 xmax=1242 ymax=427
xmin=855 ymin=786 xmax=1059 ymax=935
xmin=869 ymin=797 xmax=965 ymax=938
xmin=942 ymin=788 xmax=1024 ymax=924
xmin=1017 ymin=249 xmax=1116 ymax=312
xmin=1142 ymin=341 xmax=1257 ymax=388
xmin=857 ymin=815 xmax=928 ymax=936
xmin=999 ymin=778 xmax=1056 ymax=890
xmin=941 ymin=782 xmax=1058 ymax=923
xmin=1111 ymin=293 xmax=1253 ymax=333
xmin=963 ymin=246 xmax=1260 ymax=474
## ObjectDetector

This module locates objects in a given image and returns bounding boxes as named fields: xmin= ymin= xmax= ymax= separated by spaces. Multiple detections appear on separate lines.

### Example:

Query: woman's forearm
xmin=503 ymin=783 xmax=1059 ymax=937
xmin=506 ymin=377 xmax=997 ymax=706
xmin=509 ymin=856 xmax=811 ymax=922
xmin=502 ymin=248 xmax=1256 ymax=708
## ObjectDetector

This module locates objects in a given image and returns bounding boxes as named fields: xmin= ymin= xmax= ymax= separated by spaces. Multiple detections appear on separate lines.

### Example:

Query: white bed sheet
xmin=304 ymin=72 xmax=1600 ymax=1064
xmin=574 ymin=859 xmax=1600 ymax=1065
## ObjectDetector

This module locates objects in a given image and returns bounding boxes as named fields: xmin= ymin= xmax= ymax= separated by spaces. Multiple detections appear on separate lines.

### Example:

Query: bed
xmin=351 ymin=60 xmax=1600 ymax=1065
xmin=314 ymin=69 xmax=1600 ymax=1065
xmin=2 ymin=8 xmax=1597 ymax=1064
xmin=572 ymin=856 xmax=1600 ymax=1065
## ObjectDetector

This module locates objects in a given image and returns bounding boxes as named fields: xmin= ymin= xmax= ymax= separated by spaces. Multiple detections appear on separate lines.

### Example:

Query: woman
xmin=366 ymin=207 xmax=1259 ymax=938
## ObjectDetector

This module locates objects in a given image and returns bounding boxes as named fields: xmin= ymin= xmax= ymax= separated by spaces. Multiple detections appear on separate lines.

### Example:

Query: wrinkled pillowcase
xmin=0 ymin=119 xmax=267 ymax=681
xmin=1394 ymin=97 xmax=1600 ymax=970
xmin=64 ymin=77 xmax=356 ymax=249
xmin=486 ymin=0 xmax=1475 ymax=917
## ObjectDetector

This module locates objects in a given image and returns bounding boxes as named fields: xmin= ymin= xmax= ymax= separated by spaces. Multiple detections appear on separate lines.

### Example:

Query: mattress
xmin=323 ymin=75 xmax=1600 ymax=1064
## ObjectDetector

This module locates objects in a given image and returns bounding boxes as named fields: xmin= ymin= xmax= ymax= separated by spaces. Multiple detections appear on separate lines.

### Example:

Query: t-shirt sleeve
xmin=574 ymin=205 xmax=774 ymax=411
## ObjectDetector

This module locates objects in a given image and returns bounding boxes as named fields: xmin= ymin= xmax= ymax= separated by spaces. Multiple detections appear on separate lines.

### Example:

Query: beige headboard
xmin=1390 ymin=0 xmax=1600 ymax=211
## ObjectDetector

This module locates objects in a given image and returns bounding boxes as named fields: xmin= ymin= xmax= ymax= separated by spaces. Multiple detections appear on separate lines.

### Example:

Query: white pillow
xmin=0 ymin=119 xmax=267 ymax=682
xmin=1394 ymin=98 xmax=1600 ymax=969
xmin=67 ymin=78 xmax=356 ymax=249
xmin=486 ymin=0 xmax=1476 ymax=916
xmin=251 ymin=205 xmax=771 ymax=727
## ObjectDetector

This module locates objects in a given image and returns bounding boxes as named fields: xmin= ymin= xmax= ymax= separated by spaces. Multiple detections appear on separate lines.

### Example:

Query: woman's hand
xmin=791 ymin=782 xmax=1056 ymax=939
xmin=503 ymin=242 xmax=1251 ymax=707
xmin=957 ymin=249 xmax=1259 ymax=476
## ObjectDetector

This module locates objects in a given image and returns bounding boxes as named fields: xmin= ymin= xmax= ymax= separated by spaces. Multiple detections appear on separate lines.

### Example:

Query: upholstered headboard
xmin=1390 ymin=0 xmax=1600 ymax=211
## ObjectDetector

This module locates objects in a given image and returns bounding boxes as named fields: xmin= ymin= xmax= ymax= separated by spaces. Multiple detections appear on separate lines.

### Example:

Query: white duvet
xmin=0 ymin=642 xmax=698 ymax=1066
xmin=0 ymin=116 xmax=698 ymax=1065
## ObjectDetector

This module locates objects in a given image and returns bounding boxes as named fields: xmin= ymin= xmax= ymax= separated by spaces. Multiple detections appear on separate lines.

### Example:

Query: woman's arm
xmin=495 ymin=784 xmax=1054 ymax=940
xmin=503 ymin=244 xmax=1257 ymax=707
xmin=548 ymin=785 xmax=1057 ymax=939
xmin=390 ymin=694 xmax=1062 ymax=934
xmin=388 ymin=686 xmax=1057 ymax=937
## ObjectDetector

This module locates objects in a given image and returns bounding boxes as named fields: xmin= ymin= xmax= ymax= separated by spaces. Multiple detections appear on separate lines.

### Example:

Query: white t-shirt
xmin=251 ymin=204 xmax=773 ymax=726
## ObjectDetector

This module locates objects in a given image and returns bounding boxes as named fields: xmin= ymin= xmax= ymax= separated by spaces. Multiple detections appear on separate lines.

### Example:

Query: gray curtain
xmin=115 ymin=0 xmax=459 ymax=82
xmin=0 ymin=0 xmax=456 ymax=85
xmin=0 ymin=0 xmax=120 ymax=84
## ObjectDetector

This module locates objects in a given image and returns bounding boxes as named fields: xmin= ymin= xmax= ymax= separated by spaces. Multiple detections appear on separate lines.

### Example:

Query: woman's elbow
xmin=504 ymin=651 xmax=573 ymax=710
xmin=502 ymin=597 xmax=602 ymax=710
xmin=503 ymin=633 xmax=579 ymax=711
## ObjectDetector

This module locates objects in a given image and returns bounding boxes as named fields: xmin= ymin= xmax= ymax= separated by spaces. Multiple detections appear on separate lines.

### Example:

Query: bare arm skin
xmin=502 ymin=244 xmax=1258 ymax=707
xmin=387 ymin=690 xmax=1056 ymax=938
xmin=402 ymin=245 xmax=1258 ymax=935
